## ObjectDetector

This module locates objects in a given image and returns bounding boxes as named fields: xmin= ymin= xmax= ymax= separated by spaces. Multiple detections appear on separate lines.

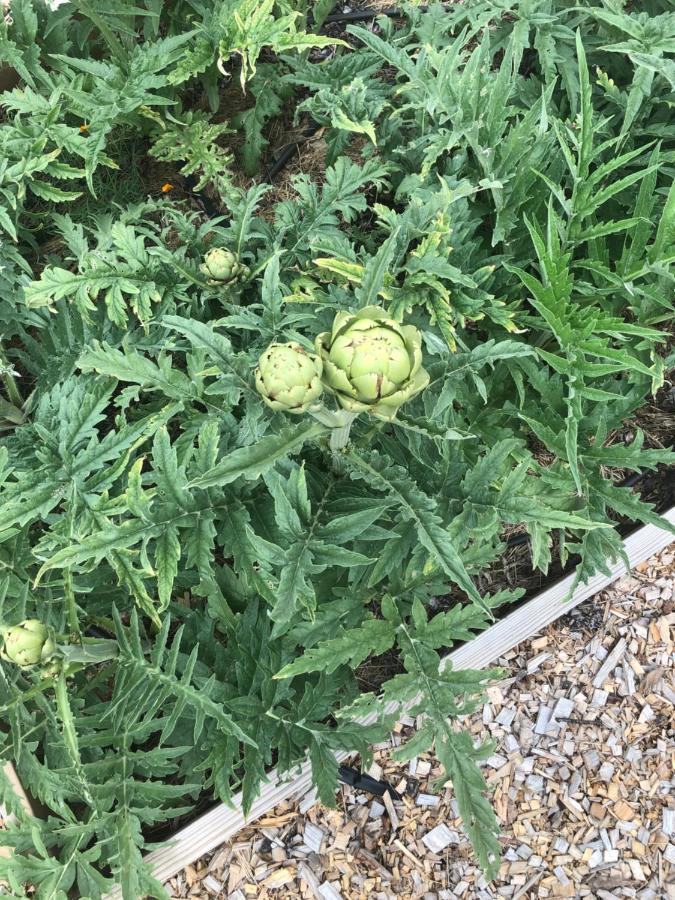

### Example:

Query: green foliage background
xmin=0 ymin=0 xmax=673 ymax=895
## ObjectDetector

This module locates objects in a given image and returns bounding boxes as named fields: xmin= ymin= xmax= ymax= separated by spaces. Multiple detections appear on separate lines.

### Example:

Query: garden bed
xmin=0 ymin=2 xmax=674 ymax=898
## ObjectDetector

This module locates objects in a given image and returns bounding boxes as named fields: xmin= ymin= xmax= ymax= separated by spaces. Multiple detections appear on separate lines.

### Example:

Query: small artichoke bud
xmin=0 ymin=620 xmax=56 ymax=669
xmin=255 ymin=342 xmax=324 ymax=414
xmin=315 ymin=306 xmax=429 ymax=420
xmin=41 ymin=658 xmax=62 ymax=679
xmin=199 ymin=248 xmax=250 ymax=285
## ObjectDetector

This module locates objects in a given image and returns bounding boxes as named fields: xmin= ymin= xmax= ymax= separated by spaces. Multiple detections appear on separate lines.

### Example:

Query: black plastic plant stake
xmin=338 ymin=764 xmax=402 ymax=799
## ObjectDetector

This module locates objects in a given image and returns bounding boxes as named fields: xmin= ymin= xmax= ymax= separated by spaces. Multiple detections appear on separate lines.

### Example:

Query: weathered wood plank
xmin=442 ymin=509 xmax=674 ymax=674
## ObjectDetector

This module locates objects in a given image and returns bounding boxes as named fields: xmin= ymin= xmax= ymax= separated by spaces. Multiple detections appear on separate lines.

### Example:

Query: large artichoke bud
xmin=200 ymin=248 xmax=249 ymax=285
xmin=315 ymin=306 xmax=429 ymax=420
xmin=0 ymin=620 xmax=56 ymax=669
xmin=255 ymin=342 xmax=324 ymax=414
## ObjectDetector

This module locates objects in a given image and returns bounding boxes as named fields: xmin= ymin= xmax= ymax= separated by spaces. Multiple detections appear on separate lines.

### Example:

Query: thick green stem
xmin=307 ymin=405 xmax=349 ymax=428
xmin=329 ymin=416 xmax=357 ymax=452
xmin=307 ymin=405 xmax=359 ymax=468
xmin=64 ymin=570 xmax=81 ymax=638
xmin=329 ymin=412 xmax=358 ymax=474
xmin=55 ymin=671 xmax=94 ymax=806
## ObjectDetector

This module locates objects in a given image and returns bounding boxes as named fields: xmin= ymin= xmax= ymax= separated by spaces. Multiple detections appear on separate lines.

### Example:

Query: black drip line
xmin=322 ymin=6 xmax=410 ymax=25
xmin=264 ymin=121 xmax=323 ymax=182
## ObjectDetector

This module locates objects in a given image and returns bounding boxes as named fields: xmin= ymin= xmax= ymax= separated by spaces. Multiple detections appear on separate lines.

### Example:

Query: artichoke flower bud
xmin=200 ymin=248 xmax=250 ymax=285
xmin=41 ymin=658 xmax=63 ymax=679
xmin=315 ymin=306 xmax=429 ymax=420
xmin=255 ymin=342 xmax=324 ymax=414
xmin=0 ymin=620 xmax=56 ymax=669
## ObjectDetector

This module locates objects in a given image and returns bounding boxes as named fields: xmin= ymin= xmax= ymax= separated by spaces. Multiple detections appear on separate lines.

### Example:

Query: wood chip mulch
xmin=167 ymin=545 xmax=675 ymax=899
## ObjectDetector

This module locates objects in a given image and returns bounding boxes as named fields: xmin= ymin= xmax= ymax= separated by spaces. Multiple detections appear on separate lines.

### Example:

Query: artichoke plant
xmin=0 ymin=619 xmax=55 ymax=668
xmin=255 ymin=342 xmax=324 ymax=414
xmin=315 ymin=306 xmax=429 ymax=420
xmin=200 ymin=247 xmax=250 ymax=285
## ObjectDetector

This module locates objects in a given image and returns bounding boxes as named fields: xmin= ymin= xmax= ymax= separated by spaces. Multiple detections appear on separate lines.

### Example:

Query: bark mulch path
xmin=167 ymin=544 xmax=675 ymax=899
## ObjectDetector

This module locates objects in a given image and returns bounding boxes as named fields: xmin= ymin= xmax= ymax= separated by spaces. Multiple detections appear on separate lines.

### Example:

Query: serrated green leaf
xmin=192 ymin=422 xmax=328 ymax=489
xmin=276 ymin=618 xmax=395 ymax=679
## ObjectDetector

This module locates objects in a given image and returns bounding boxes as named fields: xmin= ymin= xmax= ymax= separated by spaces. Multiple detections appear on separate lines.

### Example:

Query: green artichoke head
xmin=200 ymin=248 xmax=249 ymax=284
xmin=0 ymin=620 xmax=56 ymax=669
xmin=255 ymin=342 xmax=324 ymax=414
xmin=315 ymin=306 xmax=429 ymax=420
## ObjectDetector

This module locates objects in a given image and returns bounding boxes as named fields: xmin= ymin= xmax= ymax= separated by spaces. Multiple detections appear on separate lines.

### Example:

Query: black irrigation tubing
xmin=338 ymin=764 xmax=402 ymax=799
xmin=322 ymin=6 xmax=409 ymax=25
xmin=182 ymin=173 xmax=223 ymax=219
xmin=263 ymin=121 xmax=323 ymax=182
